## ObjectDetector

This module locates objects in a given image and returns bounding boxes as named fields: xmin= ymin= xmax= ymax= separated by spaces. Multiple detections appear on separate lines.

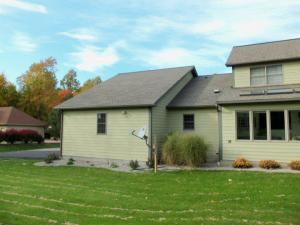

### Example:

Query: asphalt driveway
xmin=0 ymin=148 xmax=60 ymax=159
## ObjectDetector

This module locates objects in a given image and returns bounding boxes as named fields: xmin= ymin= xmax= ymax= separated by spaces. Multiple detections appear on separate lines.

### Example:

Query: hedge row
xmin=0 ymin=129 xmax=44 ymax=144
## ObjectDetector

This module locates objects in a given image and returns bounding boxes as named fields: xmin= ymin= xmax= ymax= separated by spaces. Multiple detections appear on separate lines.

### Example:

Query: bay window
xmin=236 ymin=110 xmax=300 ymax=141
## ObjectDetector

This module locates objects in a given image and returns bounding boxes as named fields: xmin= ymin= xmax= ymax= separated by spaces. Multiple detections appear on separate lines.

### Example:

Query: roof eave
xmin=226 ymin=57 xmax=300 ymax=67
xmin=56 ymin=104 xmax=154 ymax=110
xmin=217 ymin=97 xmax=300 ymax=105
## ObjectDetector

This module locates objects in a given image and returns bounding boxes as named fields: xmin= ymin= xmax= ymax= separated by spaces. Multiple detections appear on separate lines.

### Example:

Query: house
xmin=56 ymin=38 xmax=300 ymax=164
xmin=0 ymin=107 xmax=45 ymax=137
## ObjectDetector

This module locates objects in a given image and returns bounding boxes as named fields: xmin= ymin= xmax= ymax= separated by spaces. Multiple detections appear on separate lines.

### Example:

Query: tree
xmin=79 ymin=76 xmax=102 ymax=93
xmin=18 ymin=57 xmax=58 ymax=121
xmin=60 ymin=69 xmax=80 ymax=92
xmin=0 ymin=73 xmax=19 ymax=107
xmin=47 ymin=109 xmax=61 ymax=139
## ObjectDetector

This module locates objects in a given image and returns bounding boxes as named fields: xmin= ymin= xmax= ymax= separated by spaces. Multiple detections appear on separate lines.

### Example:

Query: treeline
xmin=0 ymin=57 xmax=101 ymax=138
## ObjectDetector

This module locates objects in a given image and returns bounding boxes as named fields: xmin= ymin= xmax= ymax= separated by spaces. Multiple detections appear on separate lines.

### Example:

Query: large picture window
xmin=250 ymin=65 xmax=283 ymax=86
xmin=289 ymin=110 xmax=300 ymax=141
xmin=270 ymin=111 xmax=285 ymax=140
xmin=97 ymin=113 xmax=106 ymax=134
xmin=236 ymin=112 xmax=250 ymax=140
xmin=253 ymin=111 xmax=267 ymax=140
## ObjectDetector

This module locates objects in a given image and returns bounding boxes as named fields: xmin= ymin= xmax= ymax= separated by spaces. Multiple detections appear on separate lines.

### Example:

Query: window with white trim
xmin=253 ymin=111 xmax=267 ymax=140
xmin=250 ymin=65 xmax=283 ymax=86
xmin=270 ymin=111 xmax=285 ymax=140
xmin=236 ymin=112 xmax=250 ymax=140
xmin=289 ymin=110 xmax=300 ymax=141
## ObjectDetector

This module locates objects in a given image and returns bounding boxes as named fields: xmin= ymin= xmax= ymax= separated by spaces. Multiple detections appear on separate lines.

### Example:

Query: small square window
xmin=97 ymin=113 xmax=106 ymax=134
xmin=183 ymin=114 xmax=194 ymax=130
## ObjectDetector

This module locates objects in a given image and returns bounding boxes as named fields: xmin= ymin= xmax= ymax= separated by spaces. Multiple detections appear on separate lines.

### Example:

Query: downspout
xmin=60 ymin=110 xmax=63 ymax=158
xmin=217 ymin=105 xmax=223 ymax=163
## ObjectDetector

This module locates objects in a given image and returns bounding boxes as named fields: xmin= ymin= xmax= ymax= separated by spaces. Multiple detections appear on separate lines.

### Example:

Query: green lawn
xmin=0 ymin=143 xmax=60 ymax=152
xmin=0 ymin=159 xmax=299 ymax=225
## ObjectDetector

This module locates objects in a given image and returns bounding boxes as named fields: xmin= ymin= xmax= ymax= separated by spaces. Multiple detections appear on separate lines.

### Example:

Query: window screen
xmin=267 ymin=65 xmax=283 ymax=85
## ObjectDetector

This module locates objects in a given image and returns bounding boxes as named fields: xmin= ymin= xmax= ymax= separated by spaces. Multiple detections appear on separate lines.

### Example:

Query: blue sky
xmin=1 ymin=0 xmax=300 ymax=85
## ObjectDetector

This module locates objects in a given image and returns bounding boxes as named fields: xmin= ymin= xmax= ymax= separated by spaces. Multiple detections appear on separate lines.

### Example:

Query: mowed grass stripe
xmin=0 ymin=159 xmax=299 ymax=225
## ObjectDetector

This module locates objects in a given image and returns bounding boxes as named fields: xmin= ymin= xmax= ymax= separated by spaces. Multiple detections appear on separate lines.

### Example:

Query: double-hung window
xmin=97 ymin=113 xmax=106 ymax=134
xmin=236 ymin=112 xmax=250 ymax=140
xmin=250 ymin=65 xmax=283 ymax=86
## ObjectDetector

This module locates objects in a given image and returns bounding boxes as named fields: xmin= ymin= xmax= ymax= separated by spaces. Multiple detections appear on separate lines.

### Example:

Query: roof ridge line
xmin=118 ymin=65 xmax=195 ymax=76
xmin=233 ymin=37 xmax=300 ymax=48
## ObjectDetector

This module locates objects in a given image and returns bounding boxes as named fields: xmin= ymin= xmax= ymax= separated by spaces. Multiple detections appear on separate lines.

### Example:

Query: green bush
xmin=162 ymin=133 xmax=208 ymax=167
xmin=44 ymin=153 xmax=59 ymax=164
xmin=67 ymin=158 xmax=75 ymax=165
xmin=129 ymin=160 xmax=139 ymax=170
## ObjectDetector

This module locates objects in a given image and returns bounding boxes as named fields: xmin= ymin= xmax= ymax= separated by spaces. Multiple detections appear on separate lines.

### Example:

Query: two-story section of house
xmin=219 ymin=38 xmax=300 ymax=163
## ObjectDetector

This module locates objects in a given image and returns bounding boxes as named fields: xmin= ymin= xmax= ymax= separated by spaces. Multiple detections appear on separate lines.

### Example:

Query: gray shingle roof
xmin=56 ymin=66 xmax=197 ymax=109
xmin=168 ymin=73 xmax=233 ymax=108
xmin=226 ymin=38 xmax=300 ymax=66
xmin=168 ymin=73 xmax=300 ymax=108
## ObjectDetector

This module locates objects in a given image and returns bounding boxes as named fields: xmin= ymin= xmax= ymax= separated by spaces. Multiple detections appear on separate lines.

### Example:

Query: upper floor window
xmin=183 ymin=114 xmax=194 ymax=130
xmin=250 ymin=65 xmax=283 ymax=86
xmin=97 ymin=113 xmax=106 ymax=134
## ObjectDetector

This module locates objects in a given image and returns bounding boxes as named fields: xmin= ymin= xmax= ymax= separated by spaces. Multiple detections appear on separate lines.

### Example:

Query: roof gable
xmin=226 ymin=38 xmax=300 ymax=66
xmin=0 ymin=107 xmax=45 ymax=126
xmin=56 ymin=66 xmax=197 ymax=109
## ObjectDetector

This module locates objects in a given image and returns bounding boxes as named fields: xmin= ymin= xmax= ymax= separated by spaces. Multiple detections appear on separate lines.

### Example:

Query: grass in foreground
xmin=0 ymin=143 xmax=59 ymax=152
xmin=0 ymin=159 xmax=299 ymax=225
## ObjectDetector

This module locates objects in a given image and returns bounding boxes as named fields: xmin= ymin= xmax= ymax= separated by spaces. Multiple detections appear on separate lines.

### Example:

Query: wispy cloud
xmin=59 ymin=28 xmax=98 ymax=41
xmin=0 ymin=0 xmax=47 ymax=14
xmin=12 ymin=32 xmax=37 ymax=52
xmin=71 ymin=45 xmax=119 ymax=72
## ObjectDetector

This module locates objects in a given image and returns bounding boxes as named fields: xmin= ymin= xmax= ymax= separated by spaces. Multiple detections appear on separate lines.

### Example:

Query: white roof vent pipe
xmin=214 ymin=89 xmax=220 ymax=94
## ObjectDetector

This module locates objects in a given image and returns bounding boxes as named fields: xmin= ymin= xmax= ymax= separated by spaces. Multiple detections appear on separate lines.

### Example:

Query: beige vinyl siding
xmin=168 ymin=109 xmax=219 ymax=162
xmin=151 ymin=72 xmax=194 ymax=152
xmin=62 ymin=108 xmax=150 ymax=161
xmin=222 ymin=103 xmax=300 ymax=162
xmin=234 ymin=60 xmax=300 ymax=87
xmin=0 ymin=125 xmax=44 ymax=136
xmin=233 ymin=66 xmax=250 ymax=88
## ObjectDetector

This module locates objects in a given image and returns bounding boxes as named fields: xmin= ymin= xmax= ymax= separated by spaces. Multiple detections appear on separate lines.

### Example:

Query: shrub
xmin=289 ymin=160 xmax=300 ymax=170
xmin=162 ymin=133 xmax=208 ymax=167
xmin=146 ymin=159 xmax=154 ymax=168
xmin=110 ymin=162 xmax=118 ymax=168
xmin=232 ymin=158 xmax=253 ymax=169
xmin=67 ymin=158 xmax=75 ymax=165
xmin=129 ymin=160 xmax=139 ymax=170
xmin=44 ymin=153 xmax=59 ymax=164
xmin=0 ymin=130 xmax=4 ymax=143
xmin=259 ymin=160 xmax=281 ymax=169
xmin=4 ymin=129 xmax=20 ymax=144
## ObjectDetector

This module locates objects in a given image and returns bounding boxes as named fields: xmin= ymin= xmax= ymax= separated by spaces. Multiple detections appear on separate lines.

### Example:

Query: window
xmin=267 ymin=65 xmax=283 ymax=85
xmin=250 ymin=67 xmax=265 ymax=86
xmin=183 ymin=114 xmax=194 ymax=130
xmin=250 ymin=65 xmax=283 ymax=86
xmin=289 ymin=110 xmax=300 ymax=141
xmin=270 ymin=111 xmax=285 ymax=140
xmin=253 ymin=111 xmax=267 ymax=140
xmin=236 ymin=112 xmax=250 ymax=140
xmin=97 ymin=113 xmax=106 ymax=134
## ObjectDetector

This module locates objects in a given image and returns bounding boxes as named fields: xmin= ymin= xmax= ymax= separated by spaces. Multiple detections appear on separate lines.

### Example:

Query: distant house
xmin=56 ymin=38 xmax=300 ymax=164
xmin=0 ymin=107 xmax=45 ymax=137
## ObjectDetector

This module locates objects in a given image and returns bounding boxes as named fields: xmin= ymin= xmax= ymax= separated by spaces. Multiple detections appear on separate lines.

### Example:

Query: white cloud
xmin=0 ymin=0 xmax=47 ymax=14
xmin=71 ymin=45 xmax=119 ymax=72
xmin=12 ymin=32 xmax=37 ymax=52
xmin=59 ymin=29 xmax=98 ymax=41
xmin=140 ymin=47 xmax=216 ymax=68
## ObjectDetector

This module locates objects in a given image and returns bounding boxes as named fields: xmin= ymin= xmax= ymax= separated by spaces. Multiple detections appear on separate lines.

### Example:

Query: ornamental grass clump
xmin=232 ymin=158 xmax=253 ymax=169
xmin=290 ymin=160 xmax=300 ymax=170
xmin=259 ymin=160 xmax=281 ymax=169
xmin=162 ymin=133 xmax=208 ymax=167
